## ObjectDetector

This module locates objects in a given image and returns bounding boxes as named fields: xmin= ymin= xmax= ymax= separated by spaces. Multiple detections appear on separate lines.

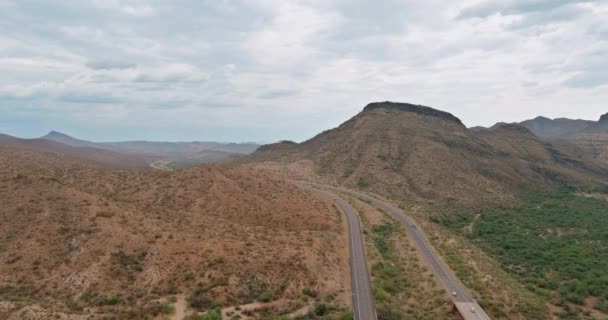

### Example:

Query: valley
xmin=3 ymin=101 xmax=608 ymax=320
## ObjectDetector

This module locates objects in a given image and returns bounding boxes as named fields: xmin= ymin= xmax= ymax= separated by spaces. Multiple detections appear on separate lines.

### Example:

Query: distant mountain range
xmin=0 ymin=133 xmax=153 ymax=168
xmin=473 ymin=112 xmax=608 ymax=163
xmin=41 ymin=131 xmax=260 ymax=168
xmin=42 ymin=131 xmax=260 ymax=156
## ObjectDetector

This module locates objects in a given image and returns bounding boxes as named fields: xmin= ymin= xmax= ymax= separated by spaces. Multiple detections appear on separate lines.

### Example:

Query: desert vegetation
xmin=441 ymin=188 xmax=608 ymax=319
xmin=0 ymin=144 xmax=351 ymax=319
xmin=344 ymin=195 xmax=458 ymax=319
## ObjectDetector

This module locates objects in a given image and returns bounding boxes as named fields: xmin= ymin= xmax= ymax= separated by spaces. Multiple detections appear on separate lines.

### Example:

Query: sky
xmin=0 ymin=0 xmax=607 ymax=143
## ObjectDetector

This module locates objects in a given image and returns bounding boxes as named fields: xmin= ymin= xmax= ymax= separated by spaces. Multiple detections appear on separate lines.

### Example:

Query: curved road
xmin=149 ymin=160 xmax=173 ymax=171
xmin=297 ymin=184 xmax=377 ymax=320
xmin=308 ymin=183 xmax=491 ymax=320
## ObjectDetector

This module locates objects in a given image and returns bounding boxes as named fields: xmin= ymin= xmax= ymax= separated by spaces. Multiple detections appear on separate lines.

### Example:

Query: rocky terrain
xmin=0 ymin=141 xmax=350 ymax=319
xmin=249 ymin=102 xmax=608 ymax=212
xmin=488 ymin=113 xmax=608 ymax=164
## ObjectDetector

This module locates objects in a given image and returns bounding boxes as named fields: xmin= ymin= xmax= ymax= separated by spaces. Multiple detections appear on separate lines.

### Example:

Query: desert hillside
xmin=0 ymin=143 xmax=350 ymax=319
xmin=0 ymin=133 xmax=154 ymax=169
xmin=249 ymin=102 xmax=608 ymax=211
xmin=41 ymin=131 xmax=260 ymax=166
xmin=500 ymin=113 xmax=608 ymax=164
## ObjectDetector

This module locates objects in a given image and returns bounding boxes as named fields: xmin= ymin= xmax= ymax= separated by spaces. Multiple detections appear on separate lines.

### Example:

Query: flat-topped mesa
xmin=363 ymin=101 xmax=464 ymax=126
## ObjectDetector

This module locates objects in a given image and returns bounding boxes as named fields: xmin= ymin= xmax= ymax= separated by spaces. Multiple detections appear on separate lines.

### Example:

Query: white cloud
xmin=0 ymin=0 xmax=607 ymax=141
xmin=90 ymin=0 xmax=157 ymax=17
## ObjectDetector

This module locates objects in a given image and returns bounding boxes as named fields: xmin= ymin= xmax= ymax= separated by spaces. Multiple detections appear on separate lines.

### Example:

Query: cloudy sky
xmin=1 ymin=0 xmax=607 ymax=142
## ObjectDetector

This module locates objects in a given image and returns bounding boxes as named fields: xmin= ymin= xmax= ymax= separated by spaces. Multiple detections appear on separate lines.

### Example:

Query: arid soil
xmin=0 ymin=143 xmax=350 ymax=319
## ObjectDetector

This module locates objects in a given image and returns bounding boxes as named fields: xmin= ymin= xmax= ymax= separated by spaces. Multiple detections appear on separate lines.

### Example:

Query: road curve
xmin=311 ymin=183 xmax=491 ymax=320
xmin=297 ymin=184 xmax=377 ymax=320
xmin=149 ymin=160 xmax=173 ymax=171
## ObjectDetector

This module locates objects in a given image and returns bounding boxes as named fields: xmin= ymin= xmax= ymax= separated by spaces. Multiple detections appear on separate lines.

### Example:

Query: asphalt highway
xmin=297 ymin=184 xmax=377 ymax=320
xmin=312 ymin=183 xmax=491 ymax=320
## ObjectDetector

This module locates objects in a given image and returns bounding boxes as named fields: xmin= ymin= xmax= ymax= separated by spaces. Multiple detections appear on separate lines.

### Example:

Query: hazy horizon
xmin=3 ymin=103 xmax=608 ymax=144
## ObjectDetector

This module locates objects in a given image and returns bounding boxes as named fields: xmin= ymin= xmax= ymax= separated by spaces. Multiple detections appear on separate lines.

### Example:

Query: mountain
xmin=517 ymin=116 xmax=595 ymax=139
xmin=568 ymin=113 xmax=608 ymax=162
xmin=42 ymin=130 xmax=99 ymax=148
xmin=504 ymin=113 xmax=608 ymax=163
xmin=580 ymin=113 xmax=608 ymax=133
xmin=249 ymin=101 xmax=608 ymax=211
xmin=41 ymin=131 xmax=260 ymax=166
xmin=0 ymin=138 xmax=349 ymax=319
xmin=0 ymin=133 xmax=153 ymax=168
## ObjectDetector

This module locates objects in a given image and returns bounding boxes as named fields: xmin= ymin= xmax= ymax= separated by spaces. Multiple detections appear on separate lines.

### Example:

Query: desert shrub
xmin=188 ymin=285 xmax=212 ymax=310
xmin=200 ymin=307 xmax=222 ymax=320
xmin=110 ymin=250 xmax=144 ymax=273
xmin=372 ymin=222 xmax=395 ymax=259
xmin=357 ymin=178 xmax=369 ymax=189
xmin=184 ymin=271 xmax=195 ymax=280
xmin=377 ymin=305 xmax=403 ymax=320
xmin=96 ymin=210 xmax=114 ymax=218
xmin=160 ymin=302 xmax=175 ymax=314
xmin=339 ymin=312 xmax=354 ymax=320
xmin=314 ymin=303 xmax=328 ymax=316
xmin=257 ymin=291 xmax=273 ymax=302
xmin=0 ymin=286 xmax=36 ymax=302
xmin=95 ymin=293 xmax=121 ymax=306
xmin=302 ymin=288 xmax=318 ymax=298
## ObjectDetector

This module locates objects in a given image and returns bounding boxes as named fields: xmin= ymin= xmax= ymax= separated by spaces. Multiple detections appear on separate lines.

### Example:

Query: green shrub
xmin=315 ymin=303 xmax=328 ymax=316
xmin=184 ymin=271 xmax=195 ymax=280
xmin=95 ymin=294 xmax=121 ymax=306
xmin=200 ymin=307 xmax=222 ymax=320
xmin=160 ymin=303 xmax=175 ymax=314
xmin=257 ymin=291 xmax=273 ymax=303
xmin=357 ymin=179 xmax=369 ymax=189
xmin=339 ymin=311 xmax=354 ymax=320
xmin=442 ymin=189 xmax=608 ymax=307
xmin=188 ymin=285 xmax=212 ymax=310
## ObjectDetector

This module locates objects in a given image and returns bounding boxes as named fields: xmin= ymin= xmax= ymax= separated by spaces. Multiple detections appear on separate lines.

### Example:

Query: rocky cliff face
xmin=363 ymin=101 xmax=464 ymax=126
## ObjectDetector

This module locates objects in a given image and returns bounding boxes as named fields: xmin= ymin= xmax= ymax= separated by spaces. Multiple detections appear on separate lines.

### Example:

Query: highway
xmin=149 ymin=160 xmax=173 ymax=171
xmin=310 ymin=183 xmax=491 ymax=320
xmin=297 ymin=184 xmax=377 ymax=320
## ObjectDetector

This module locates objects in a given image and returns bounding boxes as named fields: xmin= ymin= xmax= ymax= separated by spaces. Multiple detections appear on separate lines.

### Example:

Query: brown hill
xmin=568 ymin=113 xmax=608 ymax=162
xmin=0 ymin=133 xmax=154 ymax=169
xmin=0 ymin=145 xmax=349 ymax=319
xmin=518 ymin=116 xmax=594 ymax=139
xmin=249 ymin=102 xmax=608 ymax=211
xmin=512 ymin=113 xmax=608 ymax=163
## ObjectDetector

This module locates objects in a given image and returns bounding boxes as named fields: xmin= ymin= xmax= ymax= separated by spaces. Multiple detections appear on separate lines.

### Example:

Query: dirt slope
xmin=0 ymin=146 xmax=349 ymax=319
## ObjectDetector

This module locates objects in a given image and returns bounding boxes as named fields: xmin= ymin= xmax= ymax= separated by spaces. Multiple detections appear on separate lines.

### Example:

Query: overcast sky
xmin=1 ymin=0 xmax=607 ymax=142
